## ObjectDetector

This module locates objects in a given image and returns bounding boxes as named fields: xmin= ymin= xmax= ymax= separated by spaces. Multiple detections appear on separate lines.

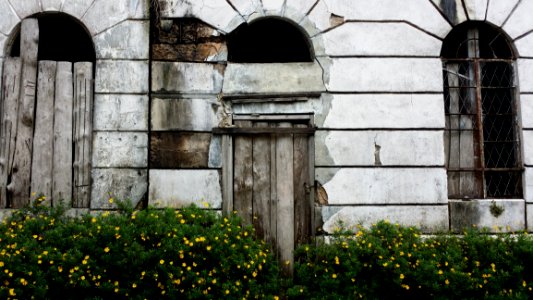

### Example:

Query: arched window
xmin=442 ymin=22 xmax=522 ymax=199
xmin=1 ymin=13 xmax=94 ymax=208
xmin=227 ymin=18 xmax=312 ymax=63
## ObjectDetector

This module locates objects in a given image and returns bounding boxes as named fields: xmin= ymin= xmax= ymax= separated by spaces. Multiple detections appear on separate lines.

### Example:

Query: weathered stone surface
xmin=95 ymin=60 xmax=149 ymax=93
xmin=322 ymin=94 xmax=445 ymax=129
xmin=0 ymin=209 xmax=13 ymax=221
xmin=93 ymin=94 xmax=148 ymax=131
xmin=41 ymin=0 xmax=63 ymax=11
xmin=92 ymin=132 xmax=148 ymax=168
xmin=149 ymin=169 xmax=222 ymax=208
xmin=464 ymin=0 xmax=488 ymax=21
xmin=228 ymin=0 xmax=263 ymax=19
xmin=151 ymin=97 xmax=221 ymax=131
xmin=515 ymin=33 xmax=533 ymax=58
xmin=528 ymin=204 xmax=533 ymax=232
xmin=152 ymin=62 xmax=224 ymax=94
xmin=129 ymin=0 xmax=149 ymax=19
xmin=91 ymin=168 xmax=147 ymax=209
xmin=315 ymin=130 xmax=444 ymax=166
xmin=322 ymin=22 xmax=441 ymax=57
xmin=525 ymin=168 xmax=533 ymax=203
xmin=317 ymin=168 xmax=448 ymax=205
xmin=152 ymin=43 xmax=227 ymax=62
xmin=486 ymin=0 xmax=519 ymax=27
xmin=62 ymin=0 xmax=94 ymax=19
xmin=502 ymin=0 xmax=533 ymax=39
xmin=322 ymin=205 xmax=449 ymax=233
xmin=285 ymin=0 xmax=316 ymax=16
xmin=232 ymin=98 xmax=325 ymax=120
xmin=306 ymin=0 xmax=335 ymax=33
xmin=0 ymin=33 xmax=6 ymax=57
xmin=523 ymin=130 xmax=533 ymax=166
xmin=322 ymin=0 xmax=451 ymax=38
xmin=450 ymin=200 xmax=525 ymax=232
xmin=150 ymin=132 xmax=212 ymax=168
xmin=0 ymin=0 xmax=19 ymax=36
xmin=208 ymin=135 xmax=221 ymax=168
xmin=8 ymin=0 xmax=40 ymax=19
xmin=94 ymin=20 xmax=149 ymax=59
xmin=327 ymin=58 xmax=443 ymax=92
xmin=262 ymin=0 xmax=284 ymax=13
xmin=223 ymin=62 xmax=324 ymax=95
xmin=159 ymin=0 xmax=243 ymax=33
xmin=430 ymin=0 xmax=467 ymax=24
xmin=82 ymin=0 xmax=130 ymax=35
xmin=520 ymin=95 xmax=533 ymax=129
xmin=518 ymin=59 xmax=533 ymax=92
xmin=64 ymin=208 xmax=91 ymax=218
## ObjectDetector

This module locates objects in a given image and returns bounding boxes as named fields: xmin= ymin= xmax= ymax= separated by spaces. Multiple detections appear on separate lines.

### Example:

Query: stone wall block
xmin=523 ymin=130 xmax=533 ymax=165
xmin=524 ymin=168 xmax=533 ymax=203
xmin=514 ymin=33 xmax=533 ymax=58
xmin=261 ymin=0 xmax=284 ymax=13
xmin=0 ymin=0 xmax=20 ymax=36
xmin=322 ymin=22 xmax=441 ymax=57
xmin=464 ymin=0 xmax=488 ymax=21
xmin=285 ymin=0 xmax=316 ymax=16
xmin=327 ymin=58 xmax=443 ymax=92
xmin=159 ymin=0 xmax=243 ymax=33
xmin=430 ymin=0 xmax=467 ymax=24
xmin=222 ymin=62 xmax=324 ymax=95
xmin=518 ymin=59 xmax=533 ymax=92
xmin=502 ymin=0 xmax=533 ymax=39
xmin=149 ymin=169 xmax=222 ymax=209
xmin=91 ymin=168 xmax=147 ymax=209
xmin=450 ymin=200 xmax=525 ymax=232
xmin=315 ymin=130 xmax=444 ymax=166
xmin=130 ymin=0 xmax=149 ymax=19
xmin=62 ymin=0 xmax=94 ymax=19
xmin=321 ymin=94 xmax=445 ymax=129
xmin=232 ymin=97 xmax=325 ymax=117
xmin=227 ymin=0 xmax=264 ymax=19
xmin=528 ymin=204 xmax=533 ymax=232
xmin=95 ymin=60 xmax=149 ymax=93
xmin=150 ymin=132 xmax=212 ymax=168
xmin=152 ymin=62 xmax=223 ymax=94
xmin=82 ymin=0 xmax=130 ymax=35
xmin=151 ymin=97 xmax=221 ymax=131
xmin=41 ymin=0 xmax=63 ymax=11
xmin=486 ymin=0 xmax=519 ymax=27
xmin=8 ymin=0 xmax=40 ymax=19
xmin=92 ymin=132 xmax=148 ymax=168
xmin=93 ymin=94 xmax=148 ymax=131
xmin=95 ymin=20 xmax=149 ymax=59
xmin=323 ymin=0 xmax=451 ymax=38
xmin=322 ymin=206 xmax=449 ymax=233
xmin=520 ymin=95 xmax=533 ymax=128
xmin=318 ymin=168 xmax=448 ymax=205
xmin=306 ymin=0 xmax=335 ymax=34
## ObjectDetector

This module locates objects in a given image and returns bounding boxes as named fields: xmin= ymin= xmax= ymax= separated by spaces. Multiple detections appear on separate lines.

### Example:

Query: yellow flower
xmin=58 ymin=266 xmax=63 ymax=273
xmin=401 ymin=284 xmax=410 ymax=290
xmin=332 ymin=274 xmax=337 ymax=279
xmin=445 ymin=279 xmax=449 ymax=285
xmin=9 ymin=288 xmax=15 ymax=296
xmin=400 ymin=274 xmax=405 ymax=280
xmin=523 ymin=281 xmax=527 ymax=287
xmin=438 ymin=270 xmax=443 ymax=275
xmin=91 ymin=218 xmax=96 ymax=223
xmin=160 ymin=259 xmax=165 ymax=265
xmin=132 ymin=283 xmax=137 ymax=288
xmin=252 ymin=271 xmax=257 ymax=278
xmin=104 ymin=247 xmax=110 ymax=253
xmin=20 ymin=278 xmax=27 ymax=286
xmin=108 ymin=198 xmax=114 ymax=204
xmin=0 ymin=261 xmax=3 ymax=267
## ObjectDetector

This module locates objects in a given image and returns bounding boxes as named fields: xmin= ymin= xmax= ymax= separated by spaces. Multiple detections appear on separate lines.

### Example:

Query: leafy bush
xmin=292 ymin=221 xmax=533 ymax=300
xmin=0 ymin=198 xmax=279 ymax=299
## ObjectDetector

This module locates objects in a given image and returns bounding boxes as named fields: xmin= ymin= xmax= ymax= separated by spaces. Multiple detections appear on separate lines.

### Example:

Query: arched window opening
xmin=9 ymin=13 xmax=95 ymax=62
xmin=442 ymin=22 xmax=522 ymax=199
xmin=227 ymin=18 xmax=313 ymax=63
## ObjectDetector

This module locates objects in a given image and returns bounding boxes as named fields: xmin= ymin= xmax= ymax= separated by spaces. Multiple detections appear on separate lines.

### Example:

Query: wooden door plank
xmin=293 ymin=123 xmax=310 ymax=246
xmin=233 ymin=120 xmax=253 ymax=225
xmin=53 ymin=62 xmax=73 ymax=205
xmin=222 ymin=134 xmax=233 ymax=215
xmin=269 ymin=123 xmax=277 ymax=258
xmin=252 ymin=122 xmax=271 ymax=243
xmin=10 ymin=19 xmax=39 ymax=207
xmin=30 ymin=61 xmax=57 ymax=201
xmin=276 ymin=122 xmax=294 ymax=276
xmin=73 ymin=62 xmax=93 ymax=208
xmin=0 ymin=58 xmax=22 ymax=207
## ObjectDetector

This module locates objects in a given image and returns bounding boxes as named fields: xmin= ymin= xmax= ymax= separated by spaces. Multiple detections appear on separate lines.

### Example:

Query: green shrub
xmin=0 ymin=198 xmax=279 ymax=299
xmin=293 ymin=221 xmax=533 ymax=300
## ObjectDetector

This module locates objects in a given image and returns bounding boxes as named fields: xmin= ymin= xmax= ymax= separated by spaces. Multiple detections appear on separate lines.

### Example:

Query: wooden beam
xmin=213 ymin=127 xmax=315 ymax=135
xmin=233 ymin=120 xmax=253 ymax=226
xmin=73 ymin=62 xmax=93 ymax=208
xmin=0 ymin=58 xmax=22 ymax=207
xmin=31 ymin=61 xmax=57 ymax=201
xmin=53 ymin=62 xmax=73 ymax=205
xmin=252 ymin=122 xmax=271 ymax=243
xmin=10 ymin=19 xmax=39 ymax=208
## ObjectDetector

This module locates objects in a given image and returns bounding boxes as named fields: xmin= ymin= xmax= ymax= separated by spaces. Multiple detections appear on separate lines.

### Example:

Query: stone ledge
xmin=450 ymin=199 xmax=525 ymax=232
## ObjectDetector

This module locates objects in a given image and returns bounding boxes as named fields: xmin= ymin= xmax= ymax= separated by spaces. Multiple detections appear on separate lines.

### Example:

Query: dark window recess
xmin=442 ymin=22 xmax=522 ymax=199
xmin=10 ymin=13 xmax=95 ymax=62
xmin=227 ymin=18 xmax=312 ymax=63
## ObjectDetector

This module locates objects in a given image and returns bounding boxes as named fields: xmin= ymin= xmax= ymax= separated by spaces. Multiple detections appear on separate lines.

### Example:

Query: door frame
xmin=214 ymin=113 xmax=316 ymax=238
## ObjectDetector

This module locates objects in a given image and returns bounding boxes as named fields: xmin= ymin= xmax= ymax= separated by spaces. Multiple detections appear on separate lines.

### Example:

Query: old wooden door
xmin=224 ymin=114 xmax=314 ymax=274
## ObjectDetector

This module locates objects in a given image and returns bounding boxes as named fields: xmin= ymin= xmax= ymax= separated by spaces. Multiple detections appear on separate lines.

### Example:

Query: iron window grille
xmin=442 ymin=23 xmax=523 ymax=199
